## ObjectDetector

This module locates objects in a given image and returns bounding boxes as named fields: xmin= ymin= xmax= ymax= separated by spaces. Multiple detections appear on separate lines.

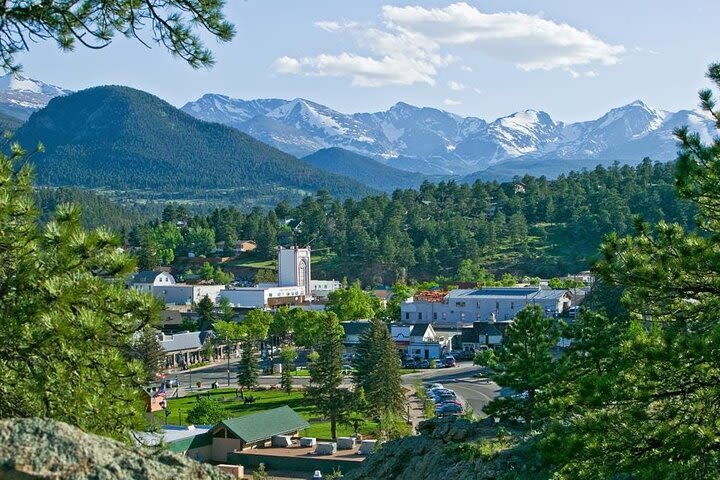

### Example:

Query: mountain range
xmin=13 ymin=85 xmax=375 ymax=207
xmin=0 ymin=74 xmax=71 ymax=120
xmin=182 ymin=95 xmax=717 ymax=177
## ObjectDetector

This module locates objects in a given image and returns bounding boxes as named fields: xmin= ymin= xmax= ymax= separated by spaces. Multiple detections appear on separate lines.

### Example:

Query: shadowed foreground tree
xmin=0 ymin=1 xmax=235 ymax=72
xmin=538 ymin=63 xmax=720 ymax=479
xmin=0 ymin=148 xmax=161 ymax=439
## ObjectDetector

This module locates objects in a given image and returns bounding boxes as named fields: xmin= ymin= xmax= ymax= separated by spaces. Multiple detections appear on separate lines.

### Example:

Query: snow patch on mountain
xmin=181 ymin=93 xmax=718 ymax=176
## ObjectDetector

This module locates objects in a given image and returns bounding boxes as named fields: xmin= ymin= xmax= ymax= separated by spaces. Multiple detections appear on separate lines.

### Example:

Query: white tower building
xmin=278 ymin=246 xmax=312 ymax=297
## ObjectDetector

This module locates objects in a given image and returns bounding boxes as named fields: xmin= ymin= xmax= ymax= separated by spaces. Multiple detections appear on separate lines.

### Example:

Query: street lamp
xmin=226 ymin=335 xmax=231 ymax=387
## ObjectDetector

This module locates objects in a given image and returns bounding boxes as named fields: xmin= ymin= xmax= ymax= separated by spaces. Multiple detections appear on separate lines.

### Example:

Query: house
xmin=236 ymin=240 xmax=257 ymax=253
xmin=129 ymin=271 xmax=176 ymax=292
xmin=340 ymin=320 xmax=373 ymax=353
xmin=460 ymin=321 xmax=506 ymax=351
xmin=142 ymin=386 xmax=166 ymax=413
xmin=403 ymin=323 xmax=445 ymax=359
xmin=219 ymin=285 xmax=307 ymax=309
xmin=166 ymin=406 xmax=310 ymax=462
xmin=401 ymin=286 xmax=573 ymax=328
xmin=159 ymin=331 xmax=224 ymax=369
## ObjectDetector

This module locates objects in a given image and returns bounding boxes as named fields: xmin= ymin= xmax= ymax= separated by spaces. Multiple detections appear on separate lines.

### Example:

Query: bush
xmin=185 ymin=398 xmax=228 ymax=425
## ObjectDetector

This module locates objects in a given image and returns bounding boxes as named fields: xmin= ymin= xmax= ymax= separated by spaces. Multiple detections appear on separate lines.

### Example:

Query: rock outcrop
xmin=345 ymin=416 xmax=542 ymax=480
xmin=0 ymin=418 xmax=231 ymax=479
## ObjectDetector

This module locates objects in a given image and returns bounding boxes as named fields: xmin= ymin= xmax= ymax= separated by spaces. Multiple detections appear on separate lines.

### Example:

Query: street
xmin=166 ymin=360 xmax=501 ymax=417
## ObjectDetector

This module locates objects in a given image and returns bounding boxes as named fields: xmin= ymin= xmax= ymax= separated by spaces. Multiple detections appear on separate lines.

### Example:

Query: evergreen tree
xmin=305 ymin=313 xmax=354 ymax=438
xmin=195 ymin=295 xmax=215 ymax=331
xmin=129 ymin=327 xmax=166 ymax=383
xmin=237 ymin=342 xmax=259 ymax=391
xmin=353 ymin=319 xmax=405 ymax=417
xmin=0 ymin=149 xmax=161 ymax=439
xmin=280 ymin=346 xmax=298 ymax=394
xmin=481 ymin=304 xmax=560 ymax=429
xmin=538 ymin=63 xmax=720 ymax=478
xmin=218 ymin=296 xmax=236 ymax=323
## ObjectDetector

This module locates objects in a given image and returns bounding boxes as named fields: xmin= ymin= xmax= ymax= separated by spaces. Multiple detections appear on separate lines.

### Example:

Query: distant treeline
xmin=124 ymin=158 xmax=695 ymax=283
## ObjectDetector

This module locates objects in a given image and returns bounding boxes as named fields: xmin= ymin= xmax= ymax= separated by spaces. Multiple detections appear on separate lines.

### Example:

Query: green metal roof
xmin=219 ymin=406 xmax=309 ymax=444
xmin=166 ymin=431 xmax=212 ymax=453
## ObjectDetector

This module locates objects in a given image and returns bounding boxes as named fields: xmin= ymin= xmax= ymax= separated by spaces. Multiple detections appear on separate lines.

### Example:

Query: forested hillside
xmin=34 ymin=188 xmax=158 ymax=231
xmin=14 ymin=86 xmax=375 ymax=208
xmin=130 ymin=158 xmax=694 ymax=282
xmin=302 ymin=147 xmax=427 ymax=192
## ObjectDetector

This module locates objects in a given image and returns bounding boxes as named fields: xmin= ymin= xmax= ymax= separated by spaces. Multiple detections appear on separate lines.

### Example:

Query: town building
xmin=165 ymin=406 xmax=310 ymax=462
xmin=401 ymin=286 xmax=573 ymax=328
xmin=220 ymin=246 xmax=340 ymax=310
xmin=460 ymin=321 xmax=507 ymax=351
xmin=159 ymin=330 xmax=225 ymax=369
xmin=340 ymin=320 xmax=448 ymax=359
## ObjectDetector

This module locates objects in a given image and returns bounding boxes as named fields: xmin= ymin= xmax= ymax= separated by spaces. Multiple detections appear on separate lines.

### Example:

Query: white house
xmin=460 ymin=321 xmax=506 ymax=351
xmin=129 ymin=271 xmax=176 ymax=292
xmin=219 ymin=285 xmax=306 ymax=309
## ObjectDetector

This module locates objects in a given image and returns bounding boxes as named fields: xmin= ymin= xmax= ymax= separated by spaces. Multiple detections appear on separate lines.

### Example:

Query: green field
xmin=153 ymin=388 xmax=377 ymax=439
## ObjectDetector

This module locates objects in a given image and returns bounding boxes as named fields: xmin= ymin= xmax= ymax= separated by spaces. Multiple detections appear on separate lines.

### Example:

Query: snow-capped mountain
xmin=181 ymin=95 xmax=717 ymax=176
xmin=0 ymin=74 xmax=72 ymax=120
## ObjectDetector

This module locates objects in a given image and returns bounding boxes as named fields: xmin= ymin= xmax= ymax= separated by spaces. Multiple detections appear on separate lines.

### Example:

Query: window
xmin=433 ymin=312 xmax=437 ymax=320
xmin=496 ymin=301 xmax=500 ymax=310
xmin=418 ymin=312 xmax=423 ymax=320
xmin=511 ymin=302 xmax=514 ymax=310
xmin=405 ymin=312 xmax=410 ymax=320
xmin=456 ymin=301 xmax=466 ymax=307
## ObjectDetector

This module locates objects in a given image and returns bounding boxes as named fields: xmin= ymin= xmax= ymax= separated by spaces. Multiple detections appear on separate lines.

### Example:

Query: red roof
xmin=414 ymin=291 xmax=448 ymax=303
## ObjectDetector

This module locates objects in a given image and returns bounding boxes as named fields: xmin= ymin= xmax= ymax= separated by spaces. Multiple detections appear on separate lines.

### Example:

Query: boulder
xmin=0 ymin=418 xmax=231 ymax=479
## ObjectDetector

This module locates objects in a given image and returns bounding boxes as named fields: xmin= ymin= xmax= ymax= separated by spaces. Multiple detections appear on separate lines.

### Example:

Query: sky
xmin=16 ymin=1 xmax=720 ymax=123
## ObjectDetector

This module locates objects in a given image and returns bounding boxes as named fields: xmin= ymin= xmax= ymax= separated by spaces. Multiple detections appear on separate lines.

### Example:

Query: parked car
xmin=162 ymin=379 xmax=178 ymax=388
xmin=444 ymin=356 xmax=457 ymax=367
xmin=428 ymin=383 xmax=444 ymax=390
xmin=419 ymin=359 xmax=430 ymax=369
xmin=403 ymin=359 xmax=418 ymax=369
xmin=436 ymin=403 xmax=464 ymax=416
xmin=456 ymin=350 xmax=475 ymax=361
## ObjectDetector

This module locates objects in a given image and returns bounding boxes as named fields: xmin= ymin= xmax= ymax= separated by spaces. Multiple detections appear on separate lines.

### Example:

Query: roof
xmin=410 ymin=323 xmax=432 ymax=337
xmin=131 ymin=271 xmax=162 ymax=283
xmin=220 ymin=406 xmax=309 ymax=444
xmin=447 ymin=287 xmax=569 ymax=301
xmin=341 ymin=320 xmax=372 ymax=336
xmin=461 ymin=321 xmax=503 ymax=343
xmin=413 ymin=291 xmax=448 ymax=303
xmin=159 ymin=331 xmax=214 ymax=353
xmin=531 ymin=289 xmax=571 ymax=300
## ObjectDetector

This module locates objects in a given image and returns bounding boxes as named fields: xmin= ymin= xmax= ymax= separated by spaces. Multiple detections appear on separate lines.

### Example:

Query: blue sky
xmin=18 ymin=1 xmax=719 ymax=122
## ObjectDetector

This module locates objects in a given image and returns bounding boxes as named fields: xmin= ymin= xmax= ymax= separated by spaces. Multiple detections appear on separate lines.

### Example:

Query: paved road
xmin=165 ymin=360 xmax=502 ymax=417
xmin=402 ymin=363 xmax=502 ymax=417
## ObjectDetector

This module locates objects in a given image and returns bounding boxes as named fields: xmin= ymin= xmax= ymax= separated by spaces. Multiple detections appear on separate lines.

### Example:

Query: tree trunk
xmin=331 ymin=414 xmax=337 ymax=439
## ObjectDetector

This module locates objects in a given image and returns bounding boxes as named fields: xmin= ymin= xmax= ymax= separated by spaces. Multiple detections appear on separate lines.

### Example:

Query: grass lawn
xmin=153 ymin=388 xmax=377 ymax=440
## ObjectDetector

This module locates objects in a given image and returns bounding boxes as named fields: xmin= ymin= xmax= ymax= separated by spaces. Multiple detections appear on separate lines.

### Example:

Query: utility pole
xmin=226 ymin=335 xmax=231 ymax=387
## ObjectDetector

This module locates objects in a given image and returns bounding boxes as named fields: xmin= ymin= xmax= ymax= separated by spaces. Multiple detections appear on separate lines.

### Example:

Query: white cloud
xmin=274 ymin=2 xmax=624 ymax=86
xmin=460 ymin=65 xmax=473 ymax=72
xmin=443 ymin=98 xmax=462 ymax=106
xmin=314 ymin=20 xmax=359 ymax=32
xmin=473 ymin=88 xmax=484 ymax=95
xmin=273 ymin=56 xmax=302 ymax=74
xmin=448 ymin=80 xmax=465 ymax=91
xmin=382 ymin=3 xmax=624 ymax=71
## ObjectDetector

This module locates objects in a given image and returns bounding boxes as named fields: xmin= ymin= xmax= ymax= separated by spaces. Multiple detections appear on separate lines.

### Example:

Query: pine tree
xmin=482 ymin=304 xmax=559 ymax=428
xmin=237 ymin=342 xmax=259 ymax=391
xmin=129 ymin=327 xmax=166 ymax=383
xmin=195 ymin=295 xmax=215 ymax=331
xmin=305 ymin=313 xmax=354 ymax=438
xmin=353 ymin=319 xmax=405 ymax=417
xmin=280 ymin=346 xmax=298 ymax=394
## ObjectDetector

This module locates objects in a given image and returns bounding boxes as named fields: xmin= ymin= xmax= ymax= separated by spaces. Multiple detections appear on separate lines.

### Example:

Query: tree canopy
xmin=0 ymin=1 xmax=235 ymax=72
